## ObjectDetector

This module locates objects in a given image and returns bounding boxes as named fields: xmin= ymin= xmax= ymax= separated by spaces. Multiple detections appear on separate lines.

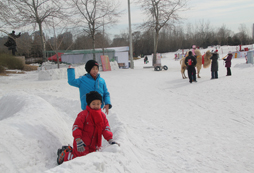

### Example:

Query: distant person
xmin=67 ymin=60 xmax=112 ymax=114
xmin=144 ymin=56 xmax=148 ymax=64
xmin=223 ymin=51 xmax=232 ymax=76
xmin=210 ymin=50 xmax=219 ymax=79
xmin=192 ymin=45 xmax=196 ymax=57
xmin=185 ymin=51 xmax=197 ymax=83
xmin=57 ymin=91 xmax=119 ymax=165
xmin=174 ymin=53 xmax=177 ymax=61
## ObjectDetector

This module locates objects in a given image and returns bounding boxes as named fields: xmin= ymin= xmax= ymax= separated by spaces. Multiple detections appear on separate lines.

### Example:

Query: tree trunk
xmin=56 ymin=51 xmax=60 ymax=69
xmin=153 ymin=31 xmax=159 ymax=66
xmin=92 ymin=34 xmax=96 ymax=60
xmin=38 ymin=22 xmax=46 ymax=62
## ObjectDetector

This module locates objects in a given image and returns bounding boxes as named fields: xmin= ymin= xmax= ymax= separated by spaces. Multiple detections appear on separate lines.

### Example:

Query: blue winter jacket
xmin=67 ymin=68 xmax=111 ymax=110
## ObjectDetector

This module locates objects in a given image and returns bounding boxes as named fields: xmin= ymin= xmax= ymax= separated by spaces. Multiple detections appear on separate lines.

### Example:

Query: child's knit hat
xmin=85 ymin=60 xmax=99 ymax=73
xmin=86 ymin=91 xmax=102 ymax=106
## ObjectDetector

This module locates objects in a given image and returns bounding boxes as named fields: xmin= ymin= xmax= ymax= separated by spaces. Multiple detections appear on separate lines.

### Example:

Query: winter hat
xmin=228 ymin=51 xmax=232 ymax=54
xmin=86 ymin=91 xmax=102 ymax=106
xmin=215 ymin=50 xmax=218 ymax=53
xmin=188 ymin=51 xmax=192 ymax=56
xmin=85 ymin=60 xmax=99 ymax=73
xmin=192 ymin=45 xmax=196 ymax=49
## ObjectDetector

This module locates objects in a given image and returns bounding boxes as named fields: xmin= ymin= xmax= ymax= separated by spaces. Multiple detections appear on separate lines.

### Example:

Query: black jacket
xmin=210 ymin=53 xmax=219 ymax=71
xmin=185 ymin=55 xmax=197 ymax=67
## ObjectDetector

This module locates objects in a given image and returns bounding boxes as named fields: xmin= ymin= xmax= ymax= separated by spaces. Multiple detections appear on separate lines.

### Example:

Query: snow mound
xmin=0 ymin=92 xmax=71 ymax=173
xmin=38 ymin=62 xmax=120 ymax=81
xmin=38 ymin=65 xmax=85 ymax=81
xmin=234 ymin=63 xmax=254 ymax=68
xmin=46 ymin=111 xmax=150 ymax=173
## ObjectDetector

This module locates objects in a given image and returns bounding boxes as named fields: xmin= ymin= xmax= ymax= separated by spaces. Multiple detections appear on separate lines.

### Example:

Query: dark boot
xmin=57 ymin=146 xmax=72 ymax=165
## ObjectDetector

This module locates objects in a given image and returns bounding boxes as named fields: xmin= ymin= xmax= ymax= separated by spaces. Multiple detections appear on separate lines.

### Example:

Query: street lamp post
xmin=128 ymin=0 xmax=134 ymax=69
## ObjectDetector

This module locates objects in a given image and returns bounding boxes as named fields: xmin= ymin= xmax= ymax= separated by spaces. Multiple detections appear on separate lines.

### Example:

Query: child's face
xmin=90 ymin=100 xmax=102 ymax=110
xmin=90 ymin=66 xmax=99 ymax=78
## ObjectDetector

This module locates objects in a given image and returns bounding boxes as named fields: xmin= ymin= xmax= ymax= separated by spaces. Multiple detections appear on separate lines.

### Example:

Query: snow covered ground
xmin=0 ymin=45 xmax=254 ymax=173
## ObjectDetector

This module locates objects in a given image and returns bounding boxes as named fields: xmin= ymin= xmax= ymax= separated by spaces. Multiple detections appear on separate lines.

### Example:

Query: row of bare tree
xmin=127 ymin=22 xmax=253 ymax=56
xmin=0 ymin=22 xmax=252 ymax=58
xmin=0 ymin=0 xmax=122 ymax=63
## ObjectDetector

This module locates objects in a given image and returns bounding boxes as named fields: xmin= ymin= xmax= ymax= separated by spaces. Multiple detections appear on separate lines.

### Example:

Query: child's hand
xmin=108 ymin=139 xmax=120 ymax=146
xmin=103 ymin=104 xmax=109 ymax=114
xmin=75 ymin=138 xmax=86 ymax=152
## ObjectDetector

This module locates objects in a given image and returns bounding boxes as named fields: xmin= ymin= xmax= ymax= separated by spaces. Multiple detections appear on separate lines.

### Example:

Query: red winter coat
xmin=64 ymin=106 xmax=113 ymax=162
xmin=225 ymin=54 xmax=232 ymax=68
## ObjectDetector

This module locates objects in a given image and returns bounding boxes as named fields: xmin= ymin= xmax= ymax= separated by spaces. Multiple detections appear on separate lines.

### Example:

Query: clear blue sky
xmin=108 ymin=0 xmax=254 ymax=38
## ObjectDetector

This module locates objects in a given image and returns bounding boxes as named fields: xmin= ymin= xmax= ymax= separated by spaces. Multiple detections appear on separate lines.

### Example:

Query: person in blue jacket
xmin=68 ymin=60 xmax=112 ymax=114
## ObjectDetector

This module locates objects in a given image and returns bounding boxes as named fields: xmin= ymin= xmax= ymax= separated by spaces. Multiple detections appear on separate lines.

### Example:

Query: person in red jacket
xmin=57 ymin=91 xmax=119 ymax=165
xmin=223 ymin=51 xmax=232 ymax=76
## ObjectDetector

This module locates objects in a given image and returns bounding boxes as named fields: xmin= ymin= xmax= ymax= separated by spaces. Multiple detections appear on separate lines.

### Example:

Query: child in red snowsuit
xmin=57 ymin=91 xmax=119 ymax=165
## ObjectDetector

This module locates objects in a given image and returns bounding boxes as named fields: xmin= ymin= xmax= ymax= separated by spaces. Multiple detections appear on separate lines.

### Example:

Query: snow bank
xmin=46 ymin=111 xmax=148 ymax=173
xmin=38 ymin=64 xmax=85 ymax=81
xmin=1 ymin=44 xmax=254 ymax=173
xmin=0 ymin=92 xmax=137 ymax=173
xmin=0 ymin=91 xmax=71 ymax=173
xmin=234 ymin=63 xmax=254 ymax=68
xmin=38 ymin=61 xmax=119 ymax=81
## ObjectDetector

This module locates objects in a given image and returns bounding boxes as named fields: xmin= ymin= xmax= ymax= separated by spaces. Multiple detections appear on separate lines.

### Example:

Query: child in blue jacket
xmin=67 ymin=60 xmax=112 ymax=114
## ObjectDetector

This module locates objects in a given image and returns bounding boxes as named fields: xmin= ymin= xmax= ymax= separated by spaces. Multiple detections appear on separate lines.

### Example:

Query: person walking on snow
xmin=57 ymin=91 xmax=119 ymax=165
xmin=223 ymin=51 xmax=232 ymax=76
xmin=192 ymin=45 xmax=196 ymax=57
xmin=144 ymin=56 xmax=148 ymax=64
xmin=185 ymin=51 xmax=197 ymax=83
xmin=210 ymin=50 xmax=219 ymax=79
xmin=67 ymin=60 xmax=112 ymax=114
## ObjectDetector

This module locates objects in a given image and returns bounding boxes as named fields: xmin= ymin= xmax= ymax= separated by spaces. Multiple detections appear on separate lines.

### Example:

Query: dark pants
xmin=8 ymin=45 xmax=16 ymax=55
xmin=227 ymin=67 xmax=231 ymax=76
xmin=211 ymin=71 xmax=218 ymax=79
xmin=188 ymin=66 xmax=196 ymax=82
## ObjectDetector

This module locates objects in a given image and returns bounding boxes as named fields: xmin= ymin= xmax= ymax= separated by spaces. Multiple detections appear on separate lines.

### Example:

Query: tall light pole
xmin=128 ymin=0 xmax=134 ymax=69
xmin=102 ymin=17 xmax=105 ymax=55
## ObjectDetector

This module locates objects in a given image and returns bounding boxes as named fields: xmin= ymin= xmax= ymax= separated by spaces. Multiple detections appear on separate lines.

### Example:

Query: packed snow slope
xmin=0 ymin=45 xmax=254 ymax=173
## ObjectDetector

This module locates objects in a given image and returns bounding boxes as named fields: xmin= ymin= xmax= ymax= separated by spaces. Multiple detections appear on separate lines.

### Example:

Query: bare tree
xmin=238 ymin=24 xmax=249 ymax=45
xmin=16 ymin=32 xmax=33 ymax=57
xmin=45 ymin=17 xmax=77 ymax=68
xmin=69 ymin=0 xmax=122 ymax=60
xmin=111 ymin=31 xmax=129 ymax=47
xmin=139 ymin=30 xmax=154 ymax=55
xmin=8 ymin=0 xmax=67 ymax=61
xmin=216 ymin=24 xmax=231 ymax=46
xmin=137 ymin=0 xmax=187 ymax=65
xmin=0 ymin=1 xmax=20 ymax=36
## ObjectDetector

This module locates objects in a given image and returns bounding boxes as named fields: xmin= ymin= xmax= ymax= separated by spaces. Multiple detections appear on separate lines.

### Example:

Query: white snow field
xmin=0 ymin=45 xmax=254 ymax=173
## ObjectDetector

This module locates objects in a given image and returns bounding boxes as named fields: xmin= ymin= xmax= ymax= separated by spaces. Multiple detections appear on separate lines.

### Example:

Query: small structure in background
xmin=247 ymin=51 xmax=254 ymax=64
xmin=45 ymin=46 xmax=130 ymax=70
xmin=105 ymin=46 xmax=129 ymax=69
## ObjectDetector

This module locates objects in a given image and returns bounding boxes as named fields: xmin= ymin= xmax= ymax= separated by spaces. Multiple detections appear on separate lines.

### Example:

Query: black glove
xmin=108 ymin=139 xmax=120 ymax=146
